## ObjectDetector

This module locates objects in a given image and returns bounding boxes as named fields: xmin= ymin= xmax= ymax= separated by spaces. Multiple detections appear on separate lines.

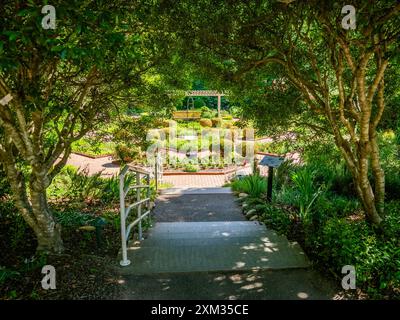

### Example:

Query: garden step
xmin=140 ymin=234 xmax=287 ymax=247
xmin=148 ymin=221 xmax=266 ymax=237
xmin=151 ymin=221 xmax=265 ymax=233
xmin=119 ymin=221 xmax=310 ymax=275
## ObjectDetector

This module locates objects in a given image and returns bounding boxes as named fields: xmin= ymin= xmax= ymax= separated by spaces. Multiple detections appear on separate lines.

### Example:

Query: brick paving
xmin=66 ymin=153 xmax=120 ymax=177
xmin=162 ymin=174 xmax=228 ymax=188
xmin=66 ymin=152 xmax=254 ymax=187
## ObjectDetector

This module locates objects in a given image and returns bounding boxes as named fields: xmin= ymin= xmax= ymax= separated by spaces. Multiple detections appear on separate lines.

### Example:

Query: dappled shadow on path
xmin=120 ymin=268 xmax=339 ymax=300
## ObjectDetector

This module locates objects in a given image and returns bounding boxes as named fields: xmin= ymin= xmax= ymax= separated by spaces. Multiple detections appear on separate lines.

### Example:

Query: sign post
xmin=259 ymin=154 xmax=285 ymax=202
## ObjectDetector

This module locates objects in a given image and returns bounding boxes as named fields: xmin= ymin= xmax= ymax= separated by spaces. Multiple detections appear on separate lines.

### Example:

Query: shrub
xmin=211 ymin=118 xmax=222 ymax=127
xmin=183 ymin=163 xmax=199 ymax=172
xmin=223 ymin=121 xmax=234 ymax=129
xmin=53 ymin=209 xmax=95 ymax=227
xmin=231 ymin=174 xmax=267 ymax=198
xmin=200 ymin=106 xmax=210 ymax=113
xmin=201 ymin=111 xmax=213 ymax=119
xmin=275 ymin=160 xmax=296 ymax=190
xmin=199 ymin=118 xmax=212 ymax=127
xmin=291 ymin=168 xmax=325 ymax=221
xmin=71 ymin=137 xmax=115 ymax=157
xmin=114 ymin=144 xmax=142 ymax=164
xmin=48 ymin=165 xmax=104 ymax=200
xmin=0 ymin=267 xmax=20 ymax=285
xmin=194 ymin=98 xmax=206 ymax=109
xmin=308 ymin=216 xmax=400 ymax=298
xmin=260 ymin=204 xmax=292 ymax=235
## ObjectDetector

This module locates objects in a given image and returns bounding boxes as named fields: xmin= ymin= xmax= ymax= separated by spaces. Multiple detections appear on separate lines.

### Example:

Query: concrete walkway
xmin=154 ymin=189 xmax=244 ymax=222
xmin=119 ymin=221 xmax=309 ymax=275
xmin=117 ymin=188 xmax=339 ymax=299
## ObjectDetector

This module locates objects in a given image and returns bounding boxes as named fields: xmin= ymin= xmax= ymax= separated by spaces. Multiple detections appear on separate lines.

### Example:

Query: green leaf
xmin=60 ymin=49 xmax=68 ymax=60
xmin=17 ymin=9 xmax=31 ymax=17
xmin=3 ymin=31 xmax=18 ymax=42
xmin=51 ymin=46 xmax=65 ymax=52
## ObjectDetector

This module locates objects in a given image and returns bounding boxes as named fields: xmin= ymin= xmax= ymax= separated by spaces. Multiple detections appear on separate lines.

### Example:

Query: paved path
xmin=120 ymin=269 xmax=338 ymax=300
xmin=66 ymin=153 xmax=119 ymax=177
xmin=117 ymin=188 xmax=339 ymax=299
xmin=153 ymin=190 xmax=245 ymax=222
xmin=162 ymin=174 xmax=228 ymax=188
xmin=66 ymin=153 xmax=248 ymax=187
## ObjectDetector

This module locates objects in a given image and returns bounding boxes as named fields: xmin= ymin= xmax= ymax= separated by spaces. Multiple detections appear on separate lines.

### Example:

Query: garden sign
xmin=259 ymin=155 xmax=285 ymax=202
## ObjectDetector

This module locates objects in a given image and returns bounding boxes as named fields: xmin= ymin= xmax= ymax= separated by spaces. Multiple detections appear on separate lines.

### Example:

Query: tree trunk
xmin=355 ymin=171 xmax=383 ymax=225
xmin=336 ymin=138 xmax=383 ymax=225
xmin=4 ymin=159 xmax=64 ymax=254
xmin=30 ymin=188 xmax=64 ymax=253
xmin=369 ymin=130 xmax=385 ymax=216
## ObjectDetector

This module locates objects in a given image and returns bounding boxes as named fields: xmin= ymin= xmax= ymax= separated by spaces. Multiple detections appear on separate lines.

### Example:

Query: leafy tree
xmin=161 ymin=0 xmax=400 ymax=225
xmin=0 ymin=1 xmax=175 ymax=252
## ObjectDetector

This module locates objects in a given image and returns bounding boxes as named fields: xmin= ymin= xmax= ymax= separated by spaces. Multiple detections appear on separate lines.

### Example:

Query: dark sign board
xmin=259 ymin=155 xmax=285 ymax=168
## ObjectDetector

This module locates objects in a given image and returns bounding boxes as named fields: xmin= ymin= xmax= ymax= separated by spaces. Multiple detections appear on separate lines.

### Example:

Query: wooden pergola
xmin=185 ymin=90 xmax=225 ymax=118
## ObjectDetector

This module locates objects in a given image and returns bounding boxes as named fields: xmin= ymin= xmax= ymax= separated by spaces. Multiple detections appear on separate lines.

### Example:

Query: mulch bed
xmin=0 ymin=200 xmax=124 ymax=300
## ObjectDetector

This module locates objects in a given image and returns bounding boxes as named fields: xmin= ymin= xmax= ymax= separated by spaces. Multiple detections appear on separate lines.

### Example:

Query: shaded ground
xmin=119 ymin=268 xmax=339 ymax=300
xmin=0 ymin=198 xmax=123 ymax=300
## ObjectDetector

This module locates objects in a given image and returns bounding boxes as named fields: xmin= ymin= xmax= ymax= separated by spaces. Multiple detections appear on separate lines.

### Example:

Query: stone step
xmin=145 ymin=229 xmax=271 ymax=240
xmin=121 ymin=240 xmax=309 ymax=275
xmin=119 ymin=221 xmax=310 ymax=275
xmin=149 ymin=221 xmax=265 ymax=236
xmin=140 ymin=234 xmax=287 ymax=248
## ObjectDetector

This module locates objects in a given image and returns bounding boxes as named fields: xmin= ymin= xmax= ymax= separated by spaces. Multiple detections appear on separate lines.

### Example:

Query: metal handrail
xmin=119 ymin=161 xmax=156 ymax=267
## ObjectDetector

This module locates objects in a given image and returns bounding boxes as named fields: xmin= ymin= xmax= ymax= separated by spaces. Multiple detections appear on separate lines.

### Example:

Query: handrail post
xmin=136 ymin=171 xmax=143 ymax=241
xmin=146 ymin=172 xmax=151 ymax=223
xmin=119 ymin=168 xmax=131 ymax=266
xmin=154 ymin=154 xmax=158 ymax=192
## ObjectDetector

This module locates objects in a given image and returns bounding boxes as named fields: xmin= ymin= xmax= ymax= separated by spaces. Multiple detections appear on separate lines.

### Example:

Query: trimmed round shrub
xmin=114 ymin=144 xmax=142 ymax=164
xmin=211 ymin=118 xmax=222 ymax=128
xmin=201 ymin=106 xmax=210 ymax=113
xmin=202 ymin=111 xmax=213 ymax=119
xmin=223 ymin=121 xmax=234 ymax=129
xmin=199 ymin=118 xmax=212 ymax=127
